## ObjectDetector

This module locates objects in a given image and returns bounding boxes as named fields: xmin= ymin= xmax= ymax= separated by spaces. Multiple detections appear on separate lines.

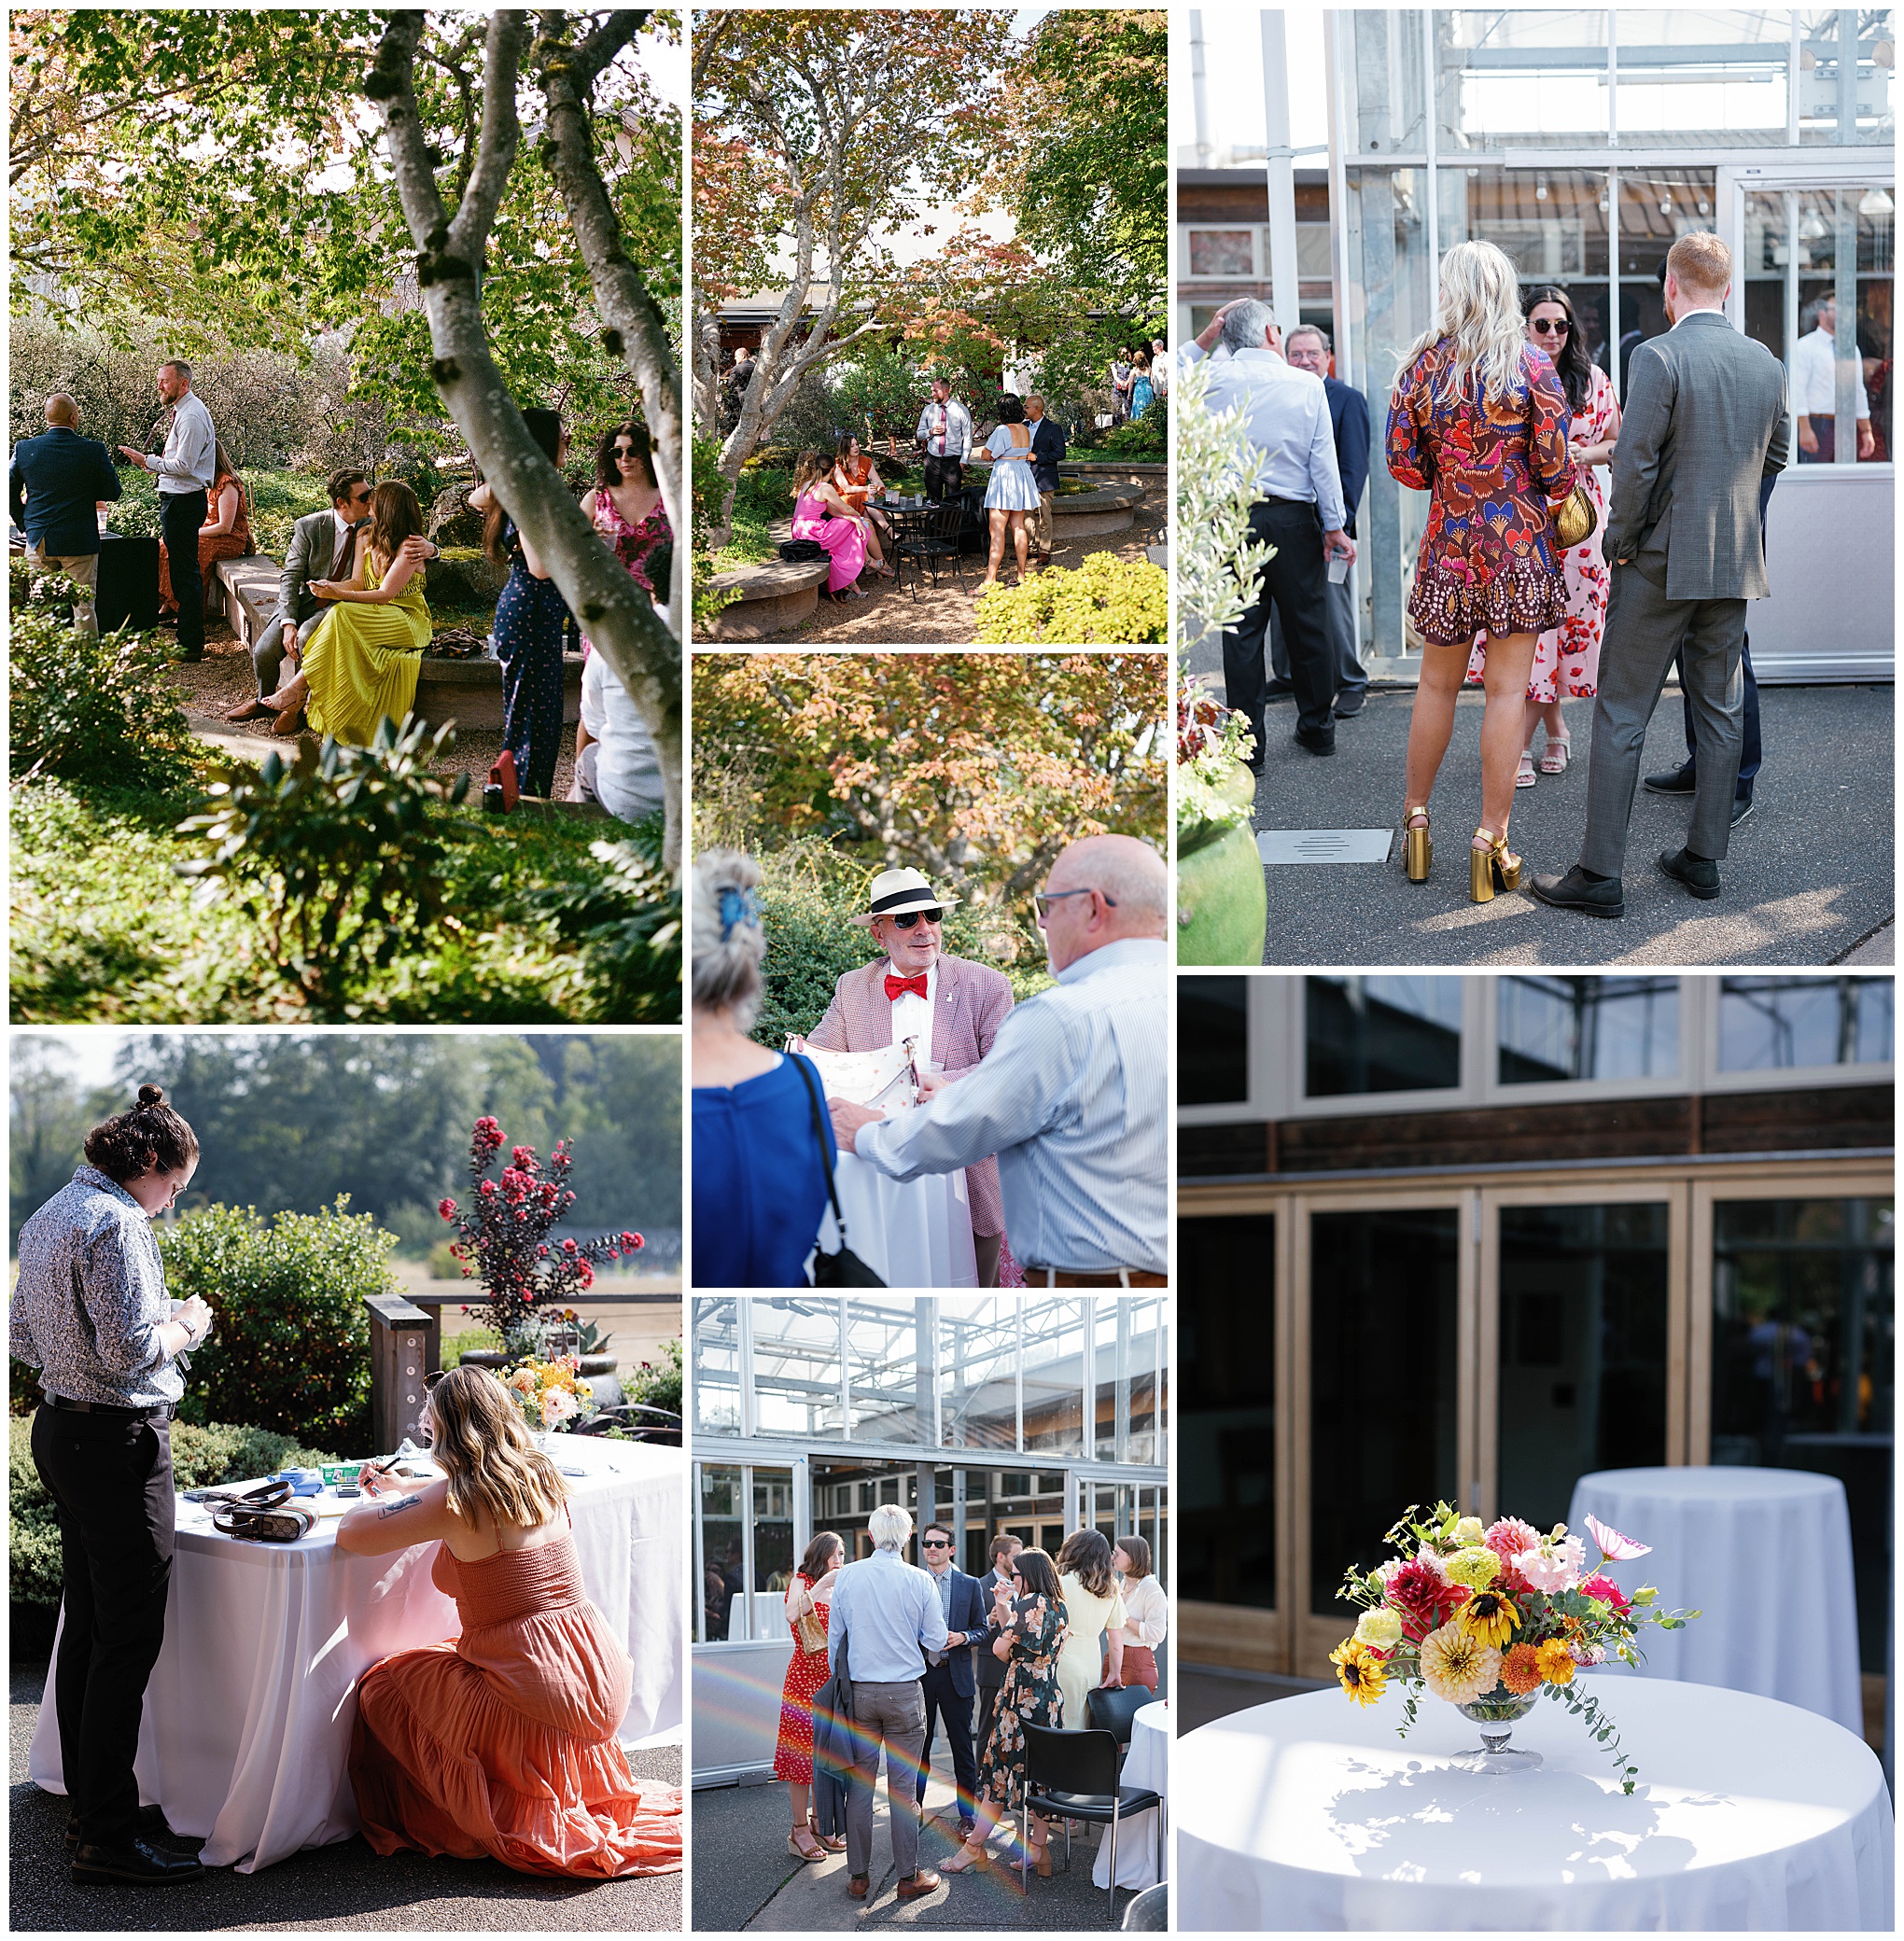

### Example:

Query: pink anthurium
xmin=1586 ymin=1513 xmax=1652 ymax=1561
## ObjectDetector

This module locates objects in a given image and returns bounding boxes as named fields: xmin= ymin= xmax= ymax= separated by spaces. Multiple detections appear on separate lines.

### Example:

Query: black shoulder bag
xmin=790 ymin=1054 xmax=886 ymax=1287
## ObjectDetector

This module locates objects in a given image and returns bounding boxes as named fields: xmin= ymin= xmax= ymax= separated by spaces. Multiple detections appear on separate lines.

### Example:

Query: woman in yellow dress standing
xmin=264 ymin=482 xmax=431 ymax=741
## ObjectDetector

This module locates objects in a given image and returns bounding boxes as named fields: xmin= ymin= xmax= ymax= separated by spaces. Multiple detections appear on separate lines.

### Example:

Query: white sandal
xmin=1516 ymin=747 xmax=1537 ymax=789
xmin=1540 ymin=729 xmax=1572 ymax=775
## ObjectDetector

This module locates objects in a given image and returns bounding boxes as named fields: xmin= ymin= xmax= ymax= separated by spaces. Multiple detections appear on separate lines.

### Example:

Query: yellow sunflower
xmin=1329 ymin=1638 xmax=1390 ymax=1708
xmin=1458 ymin=1585 xmax=1521 ymax=1650
xmin=1535 ymin=1638 xmax=1577 ymax=1686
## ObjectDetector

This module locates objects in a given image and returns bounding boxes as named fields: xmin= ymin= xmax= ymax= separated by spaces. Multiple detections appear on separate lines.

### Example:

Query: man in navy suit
xmin=1024 ymin=394 xmax=1069 ymax=565
xmin=9 ymin=394 xmax=122 ymax=637
xmin=915 ymin=1524 xmax=987 ymax=1837
xmin=1269 ymin=325 xmax=1373 ymax=717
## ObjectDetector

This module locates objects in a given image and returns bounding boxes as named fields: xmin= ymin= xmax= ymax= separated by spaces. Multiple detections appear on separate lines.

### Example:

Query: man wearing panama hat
xmin=797 ymin=868 xmax=1015 ymax=1287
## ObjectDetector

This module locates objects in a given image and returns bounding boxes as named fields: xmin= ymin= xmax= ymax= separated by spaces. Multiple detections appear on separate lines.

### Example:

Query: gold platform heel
xmin=1403 ymin=806 xmax=1433 ymax=884
xmin=1471 ymin=827 xmax=1524 ymax=902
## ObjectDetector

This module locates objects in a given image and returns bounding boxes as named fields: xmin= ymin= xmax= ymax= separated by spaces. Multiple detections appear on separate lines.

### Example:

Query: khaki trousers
xmin=29 ymin=545 xmax=101 ymax=637
xmin=1028 ymin=492 xmax=1056 ymax=559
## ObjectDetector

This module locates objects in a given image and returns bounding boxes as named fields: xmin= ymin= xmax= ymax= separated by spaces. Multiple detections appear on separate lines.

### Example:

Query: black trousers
xmin=916 ymin=1659 xmax=978 ymax=1824
xmin=923 ymin=455 xmax=963 ymax=504
xmin=1224 ymin=496 xmax=1335 ymax=745
xmin=31 ymin=1404 xmax=175 ymax=1848
xmin=160 ymin=489 xmax=208 ymax=657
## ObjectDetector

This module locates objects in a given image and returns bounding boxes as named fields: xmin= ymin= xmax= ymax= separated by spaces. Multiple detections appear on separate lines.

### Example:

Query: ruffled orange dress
xmin=348 ymin=1531 xmax=682 ymax=1878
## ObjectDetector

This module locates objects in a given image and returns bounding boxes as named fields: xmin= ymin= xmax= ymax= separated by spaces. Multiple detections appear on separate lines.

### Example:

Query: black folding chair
xmin=571 ymin=1403 xmax=681 ymax=1446
xmin=891 ymin=496 xmax=968 ymax=600
xmin=1022 ymin=1721 xmax=1163 ymax=1920
xmin=1086 ymin=1683 xmax=1151 ymax=1750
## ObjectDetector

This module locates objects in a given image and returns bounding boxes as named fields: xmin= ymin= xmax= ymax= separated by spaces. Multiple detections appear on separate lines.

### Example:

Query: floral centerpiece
xmin=1332 ymin=1501 xmax=1700 ymax=1792
xmin=504 ymin=1356 xmax=592 ymax=1435
xmin=438 ymin=1116 xmax=643 ymax=1399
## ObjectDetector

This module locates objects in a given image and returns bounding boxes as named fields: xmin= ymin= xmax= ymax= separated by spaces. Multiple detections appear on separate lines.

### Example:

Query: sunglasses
xmin=1531 ymin=317 xmax=1571 ymax=336
xmin=922 ymin=1538 xmax=951 ymax=1549
xmin=889 ymin=908 xmax=944 ymax=929
xmin=1032 ymin=887 xmax=1116 ymax=929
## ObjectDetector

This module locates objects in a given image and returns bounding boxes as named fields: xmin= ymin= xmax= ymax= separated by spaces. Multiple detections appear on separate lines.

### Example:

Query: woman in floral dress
xmin=774 ymin=1531 xmax=846 ymax=1863
xmin=941 ymin=1546 xmax=1068 ymax=1888
xmin=1474 ymin=285 xmax=1621 ymax=789
xmin=1386 ymin=240 xmax=1577 ymax=901
xmin=582 ymin=422 xmax=674 ymax=606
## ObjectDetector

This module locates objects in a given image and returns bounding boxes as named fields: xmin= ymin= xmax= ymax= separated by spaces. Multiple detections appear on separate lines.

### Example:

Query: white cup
xmin=1327 ymin=553 xmax=1351 ymax=585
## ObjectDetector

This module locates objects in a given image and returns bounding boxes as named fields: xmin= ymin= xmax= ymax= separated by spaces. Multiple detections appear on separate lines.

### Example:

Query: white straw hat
xmin=848 ymin=867 xmax=962 ymax=929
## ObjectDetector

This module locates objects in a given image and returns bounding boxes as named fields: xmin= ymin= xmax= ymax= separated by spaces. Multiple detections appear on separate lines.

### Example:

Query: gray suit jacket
xmin=1603 ymin=311 xmax=1788 ymax=601
xmin=279 ymin=509 xmax=356 ymax=628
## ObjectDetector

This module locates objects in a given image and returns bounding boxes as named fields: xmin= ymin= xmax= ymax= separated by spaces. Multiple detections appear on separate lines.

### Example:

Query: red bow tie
xmin=885 ymin=972 xmax=929 ymax=1002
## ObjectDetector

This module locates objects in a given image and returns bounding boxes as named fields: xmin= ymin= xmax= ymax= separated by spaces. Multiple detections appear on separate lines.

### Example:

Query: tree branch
xmin=447 ymin=10 xmax=527 ymax=264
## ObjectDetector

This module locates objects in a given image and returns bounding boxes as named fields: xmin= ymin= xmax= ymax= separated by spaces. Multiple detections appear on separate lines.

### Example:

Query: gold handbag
xmin=792 ymin=1589 xmax=828 ymax=1655
xmin=1555 ymin=482 xmax=1598 ymax=549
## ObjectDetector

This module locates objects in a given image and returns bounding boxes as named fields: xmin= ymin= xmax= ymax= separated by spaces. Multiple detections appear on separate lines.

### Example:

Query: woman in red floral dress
xmin=775 ymin=1531 xmax=846 ymax=1863
xmin=1386 ymin=240 xmax=1577 ymax=901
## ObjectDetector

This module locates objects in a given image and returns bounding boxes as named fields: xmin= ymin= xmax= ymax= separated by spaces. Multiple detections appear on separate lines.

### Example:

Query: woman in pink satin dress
xmin=789 ymin=450 xmax=872 ymax=599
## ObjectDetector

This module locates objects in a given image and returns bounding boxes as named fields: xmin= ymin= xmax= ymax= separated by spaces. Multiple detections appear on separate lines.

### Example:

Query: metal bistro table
xmin=872 ymin=495 xmax=966 ymax=599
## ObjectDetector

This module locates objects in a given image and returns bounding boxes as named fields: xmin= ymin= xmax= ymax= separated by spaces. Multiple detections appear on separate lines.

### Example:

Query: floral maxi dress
xmin=975 ymin=1592 xmax=1068 ymax=1808
xmin=772 ymin=1572 xmax=830 ymax=1785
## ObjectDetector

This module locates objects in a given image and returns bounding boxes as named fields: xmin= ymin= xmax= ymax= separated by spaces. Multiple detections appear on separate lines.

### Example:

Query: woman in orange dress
xmin=775 ymin=1530 xmax=847 ymax=1863
xmin=831 ymin=433 xmax=895 ymax=573
xmin=337 ymin=1366 xmax=682 ymax=1879
xmin=159 ymin=440 xmax=251 ymax=618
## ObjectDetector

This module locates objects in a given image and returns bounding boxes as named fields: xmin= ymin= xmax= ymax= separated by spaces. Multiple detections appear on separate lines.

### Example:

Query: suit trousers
xmin=159 ymin=488 xmax=208 ymax=656
xmin=1580 ymin=566 xmax=1746 ymax=876
xmin=1677 ymin=630 xmax=1762 ymax=796
xmin=923 ymin=455 xmax=963 ymax=504
xmin=916 ymin=1658 xmax=978 ymax=1824
xmin=1224 ymin=497 xmax=1335 ymax=745
xmin=31 ymin=1404 xmax=175 ymax=1849
xmin=843 ymin=1679 xmax=926 ymax=1879
xmin=1269 ymin=571 xmax=1364 ymax=699
xmin=250 ymin=606 xmax=328 ymax=700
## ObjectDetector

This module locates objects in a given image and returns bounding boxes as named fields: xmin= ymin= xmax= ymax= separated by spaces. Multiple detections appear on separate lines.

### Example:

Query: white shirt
xmin=1150 ymin=349 xmax=1172 ymax=396
xmin=915 ymin=398 xmax=974 ymax=461
xmin=146 ymin=389 xmax=217 ymax=496
xmin=1119 ymin=1573 xmax=1169 ymax=1648
xmin=1788 ymin=323 xmax=1869 ymax=418
xmin=882 ymin=954 xmax=936 ymax=1068
xmin=1183 ymin=342 xmax=1345 ymax=528
xmin=580 ymin=649 xmax=665 ymax=823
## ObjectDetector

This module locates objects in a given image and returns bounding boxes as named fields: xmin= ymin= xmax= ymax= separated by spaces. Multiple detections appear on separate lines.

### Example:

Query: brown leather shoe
xmin=225 ymin=699 xmax=272 ymax=722
xmin=895 ymin=1869 xmax=941 ymax=1901
xmin=847 ymin=1875 xmax=870 ymax=1900
xmin=270 ymin=705 xmax=307 ymax=738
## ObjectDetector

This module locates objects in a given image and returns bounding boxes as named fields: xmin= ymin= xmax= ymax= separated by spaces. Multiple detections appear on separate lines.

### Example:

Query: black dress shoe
xmin=1530 ymin=867 xmax=1626 ymax=918
xmin=70 ymin=1838 xmax=204 ymax=1886
xmin=66 ymin=1804 xmax=170 ymax=1853
xmin=1643 ymin=764 xmax=1697 ymax=796
xmin=1730 ymin=794 xmax=1755 ymax=828
xmin=1659 ymin=846 xmax=1721 ymax=899
xmin=1294 ymin=728 xmax=1336 ymax=757
xmin=1263 ymin=677 xmax=1295 ymax=700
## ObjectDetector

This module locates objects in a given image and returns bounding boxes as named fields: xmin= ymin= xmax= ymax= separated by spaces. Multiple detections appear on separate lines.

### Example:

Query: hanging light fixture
xmin=1859 ymin=185 xmax=1896 ymax=216
xmin=1535 ymin=173 xmax=1548 ymax=202
xmin=1799 ymin=208 xmax=1829 ymax=240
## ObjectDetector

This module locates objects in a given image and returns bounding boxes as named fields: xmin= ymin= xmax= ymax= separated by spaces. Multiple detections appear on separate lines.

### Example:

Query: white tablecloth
xmin=1567 ymin=1466 xmax=1864 ymax=1734
xmin=1093 ymin=1697 xmax=1169 ymax=1890
xmin=814 ymin=1147 xmax=976 ymax=1288
xmin=31 ymin=1435 xmax=681 ymax=1872
xmin=1177 ymin=1678 xmax=1892 ymax=1930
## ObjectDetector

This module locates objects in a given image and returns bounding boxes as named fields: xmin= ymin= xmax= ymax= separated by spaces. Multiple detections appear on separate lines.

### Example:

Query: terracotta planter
xmin=1176 ymin=762 xmax=1267 ymax=966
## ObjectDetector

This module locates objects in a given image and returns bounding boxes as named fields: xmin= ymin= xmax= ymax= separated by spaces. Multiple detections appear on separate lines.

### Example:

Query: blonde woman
xmin=341 ymin=1365 xmax=682 ymax=1878
xmin=1386 ymin=239 xmax=1578 ymax=901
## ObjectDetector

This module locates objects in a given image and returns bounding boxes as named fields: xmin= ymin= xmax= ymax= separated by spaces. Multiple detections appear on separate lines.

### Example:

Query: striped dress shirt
xmin=1183 ymin=342 xmax=1346 ymax=528
xmin=853 ymin=937 xmax=1169 ymax=1275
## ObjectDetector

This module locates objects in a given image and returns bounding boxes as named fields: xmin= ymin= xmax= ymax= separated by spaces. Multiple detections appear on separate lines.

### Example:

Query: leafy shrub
xmin=441 ymin=1326 xmax=503 ymax=1365
xmin=711 ymin=461 xmax=793 ymax=570
xmin=177 ymin=719 xmax=470 ymax=1019
xmin=693 ymin=434 xmax=744 ymax=627
xmin=10 ymin=1416 xmax=341 ymax=1611
xmin=9 ymin=604 xmax=204 ymax=792
xmin=159 ymin=1198 xmax=389 ymax=1449
xmin=623 ymin=1336 xmax=683 ymax=1417
xmin=973 ymin=552 xmax=1167 ymax=645
xmin=1099 ymin=398 xmax=1168 ymax=458
xmin=244 ymin=469 xmax=331 ymax=560
xmin=529 ymin=815 xmax=682 ymax=1022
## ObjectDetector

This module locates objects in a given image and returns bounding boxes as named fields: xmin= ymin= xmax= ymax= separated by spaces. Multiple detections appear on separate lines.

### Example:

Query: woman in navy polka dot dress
xmin=469 ymin=407 xmax=572 ymax=798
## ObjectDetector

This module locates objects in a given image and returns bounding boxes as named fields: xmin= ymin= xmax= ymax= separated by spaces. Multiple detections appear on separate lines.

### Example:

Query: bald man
xmin=829 ymin=835 xmax=1169 ymax=1286
xmin=9 ymin=395 xmax=122 ymax=637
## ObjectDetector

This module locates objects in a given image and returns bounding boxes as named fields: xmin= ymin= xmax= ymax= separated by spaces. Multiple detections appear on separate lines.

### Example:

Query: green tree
xmin=8 ymin=1038 xmax=98 ymax=1250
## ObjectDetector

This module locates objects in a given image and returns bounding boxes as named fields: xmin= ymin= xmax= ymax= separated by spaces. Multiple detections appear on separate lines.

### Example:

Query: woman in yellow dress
xmin=264 ymin=482 xmax=431 ymax=741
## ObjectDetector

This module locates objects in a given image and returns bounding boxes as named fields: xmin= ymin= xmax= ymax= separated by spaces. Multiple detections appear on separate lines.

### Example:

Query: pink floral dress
xmin=593 ymin=493 xmax=673 ymax=601
xmin=1467 ymin=360 xmax=1617 ymax=701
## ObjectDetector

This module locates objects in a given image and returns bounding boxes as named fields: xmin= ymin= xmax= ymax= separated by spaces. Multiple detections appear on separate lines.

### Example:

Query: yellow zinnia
xmin=1445 ymin=1544 xmax=1502 ymax=1591
xmin=1458 ymin=1585 xmax=1521 ymax=1650
xmin=1330 ymin=1638 xmax=1389 ymax=1707
xmin=1536 ymin=1638 xmax=1576 ymax=1686
xmin=1418 ymin=1619 xmax=1502 ymax=1705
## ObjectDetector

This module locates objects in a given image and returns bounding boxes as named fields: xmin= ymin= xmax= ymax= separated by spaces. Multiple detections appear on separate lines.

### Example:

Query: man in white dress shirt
xmin=1790 ymin=295 xmax=1874 ymax=463
xmin=118 ymin=359 xmax=217 ymax=662
xmin=1183 ymin=300 xmax=1356 ymax=763
xmin=827 ymin=836 xmax=1168 ymax=1287
xmin=914 ymin=377 xmax=973 ymax=505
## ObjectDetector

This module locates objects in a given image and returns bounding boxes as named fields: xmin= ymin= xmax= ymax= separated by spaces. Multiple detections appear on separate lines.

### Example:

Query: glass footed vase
xmin=1450 ymin=1682 xmax=1542 ymax=1773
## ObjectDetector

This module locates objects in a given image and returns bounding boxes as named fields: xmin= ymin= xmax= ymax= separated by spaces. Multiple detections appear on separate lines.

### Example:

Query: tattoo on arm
xmin=374 ymin=1495 xmax=423 ymax=1520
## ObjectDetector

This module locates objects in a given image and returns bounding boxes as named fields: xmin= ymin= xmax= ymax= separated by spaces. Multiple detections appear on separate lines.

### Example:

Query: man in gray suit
xmin=226 ymin=468 xmax=434 ymax=721
xmin=1533 ymin=232 xmax=1787 ymax=916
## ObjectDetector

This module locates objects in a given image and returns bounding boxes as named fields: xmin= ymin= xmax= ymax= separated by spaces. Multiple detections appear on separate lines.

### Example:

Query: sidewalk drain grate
xmin=1257 ymin=828 xmax=1394 ymax=866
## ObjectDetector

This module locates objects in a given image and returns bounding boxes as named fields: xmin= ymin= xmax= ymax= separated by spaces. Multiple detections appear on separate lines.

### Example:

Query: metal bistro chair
xmin=891 ymin=496 xmax=968 ymax=601
xmin=1022 ymin=1721 xmax=1163 ymax=1920
xmin=572 ymin=1402 xmax=681 ymax=1446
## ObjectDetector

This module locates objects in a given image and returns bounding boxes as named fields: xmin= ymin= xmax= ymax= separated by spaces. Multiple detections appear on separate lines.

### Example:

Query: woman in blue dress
xmin=980 ymin=394 xmax=1043 ymax=590
xmin=1129 ymin=353 xmax=1155 ymax=421
xmin=691 ymin=849 xmax=834 ymax=1288
xmin=468 ymin=406 xmax=572 ymax=798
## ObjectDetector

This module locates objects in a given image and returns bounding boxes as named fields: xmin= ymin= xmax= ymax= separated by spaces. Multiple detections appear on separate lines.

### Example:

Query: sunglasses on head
xmin=889 ymin=908 xmax=944 ymax=929
xmin=1531 ymin=317 xmax=1571 ymax=336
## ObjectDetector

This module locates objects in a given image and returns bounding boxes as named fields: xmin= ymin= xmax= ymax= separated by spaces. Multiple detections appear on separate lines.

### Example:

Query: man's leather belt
xmin=48 ymin=1394 xmax=173 ymax=1421
xmin=1025 ymin=1268 xmax=1168 ymax=1288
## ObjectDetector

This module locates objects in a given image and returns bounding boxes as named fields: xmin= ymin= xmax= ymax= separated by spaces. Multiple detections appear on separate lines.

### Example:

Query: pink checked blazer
xmin=805 ymin=953 xmax=1015 ymax=1238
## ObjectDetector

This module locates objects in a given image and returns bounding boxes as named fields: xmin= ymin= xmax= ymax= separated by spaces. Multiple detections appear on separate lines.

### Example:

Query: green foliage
xmin=528 ymin=817 xmax=683 ymax=1023
xmin=10 ymin=1415 xmax=343 ymax=1611
xmin=829 ymin=350 xmax=931 ymax=449
xmin=712 ymin=463 xmax=793 ymax=569
xmin=160 ymin=1198 xmax=386 ymax=1449
xmin=177 ymin=720 xmax=471 ymax=1019
xmin=1099 ymin=399 xmax=1169 ymax=458
xmin=623 ymin=1337 xmax=683 ymax=1417
xmin=245 ymin=469 xmax=333 ymax=560
xmin=693 ymin=433 xmax=745 ymax=623
xmin=8 ymin=602 xmax=204 ymax=793
xmin=442 ymin=1326 xmax=504 ymax=1365
xmin=973 ymin=553 xmax=1167 ymax=645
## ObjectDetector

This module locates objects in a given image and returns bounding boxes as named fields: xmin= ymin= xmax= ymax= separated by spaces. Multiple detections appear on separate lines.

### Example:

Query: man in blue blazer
xmin=1024 ymin=395 xmax=1069 ymax=565
xmin=1269 ymin=326 xmax=1373 ymax=716
xmin=916 ymin=1524 xmax=987 ymax=1837
xmin=9 ymin=394 xmax=122 ymax=638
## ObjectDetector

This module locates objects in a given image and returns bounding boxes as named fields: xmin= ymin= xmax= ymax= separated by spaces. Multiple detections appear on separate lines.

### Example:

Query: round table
xmin=1568 ymin=1466 xmax=1863 ymax=1733
xmin=1093 ymin=1697 xmax=1169 ymax=1890
xmin=30 ymin=1433 xmax=681 ymax=1872
xmin=1176 ymin=1678 xmax=1892 ymax=1930
xmin=814 ymin=1147 xmax=977 ymax=1287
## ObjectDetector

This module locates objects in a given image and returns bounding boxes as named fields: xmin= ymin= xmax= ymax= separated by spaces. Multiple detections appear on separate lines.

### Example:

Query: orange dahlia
xmin=1500 ymin=1641 xmax=1542 ymax=1696
xmin=1536 ymin=1638 xmax=1576 ymax=1686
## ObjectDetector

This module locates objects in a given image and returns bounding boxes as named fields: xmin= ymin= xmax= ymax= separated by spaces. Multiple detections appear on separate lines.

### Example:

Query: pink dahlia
xmin=1485 ymin=1517 xmax=1542 ymax=1563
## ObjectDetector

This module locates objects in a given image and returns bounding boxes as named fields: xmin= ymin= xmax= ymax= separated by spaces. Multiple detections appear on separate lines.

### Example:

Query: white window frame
xmin=1702 ymin=974 xmax=1898 ymax=1093
xmin=1179 ymin=221 xmax=1264 ymax=282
